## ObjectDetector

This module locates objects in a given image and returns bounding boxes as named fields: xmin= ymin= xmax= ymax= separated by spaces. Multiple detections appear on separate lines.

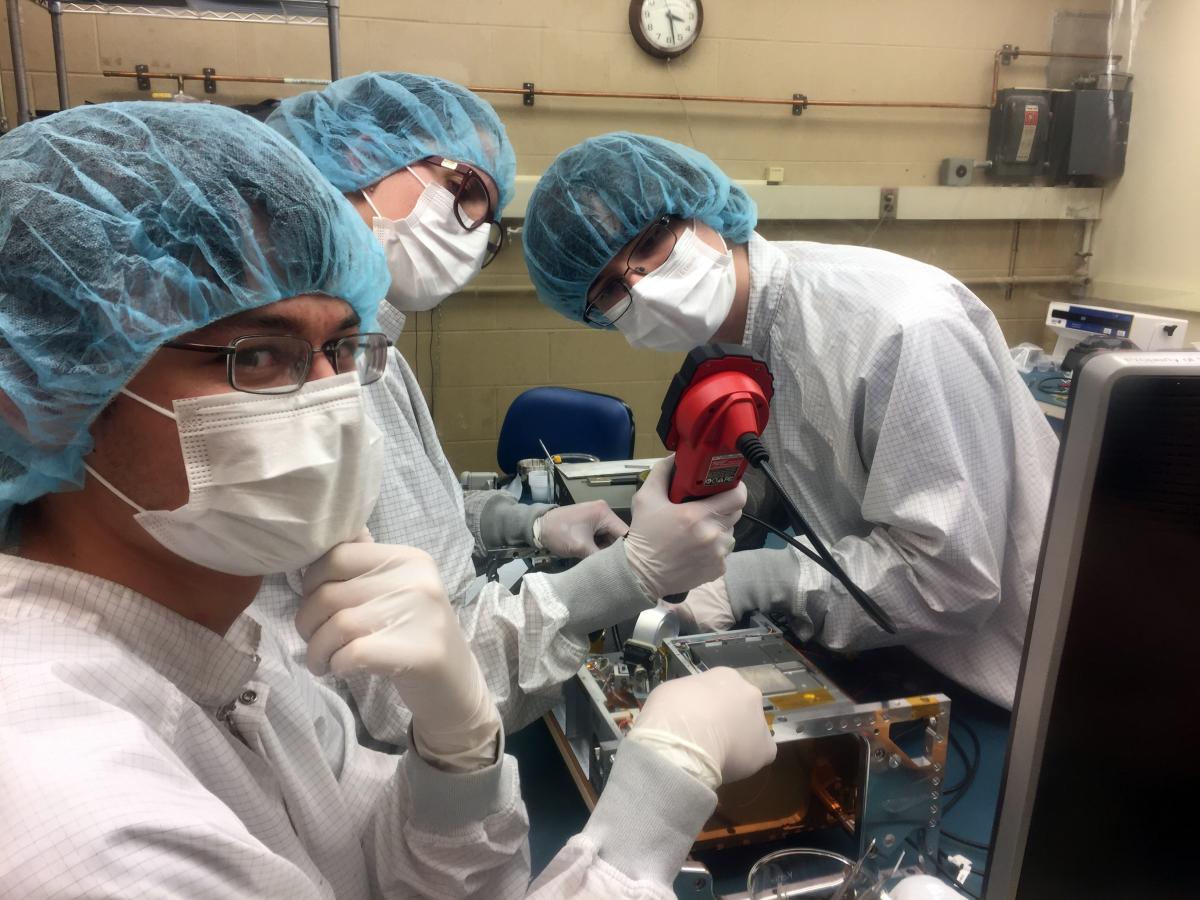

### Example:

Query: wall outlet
xmin=765 ymin=166 xmax=785 ymax=184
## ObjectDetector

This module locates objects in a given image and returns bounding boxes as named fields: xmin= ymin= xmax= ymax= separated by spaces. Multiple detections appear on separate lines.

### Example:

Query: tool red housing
xmin=657 ymin=345 xmax=774 ymax=504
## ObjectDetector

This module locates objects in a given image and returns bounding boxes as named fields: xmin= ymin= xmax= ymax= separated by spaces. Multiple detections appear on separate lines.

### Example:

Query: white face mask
xmin=617 ymin=224 xmax=737 ymax=352
xmin=363 ymin=167 xmax=491 ymax=312
xmin=85 ymin=372 xmax=383 ymax=577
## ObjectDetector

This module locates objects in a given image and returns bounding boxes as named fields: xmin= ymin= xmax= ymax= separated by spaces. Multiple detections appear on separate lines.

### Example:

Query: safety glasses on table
xmin=164 ymin=332 xmax=390 ymax=394
xmin=584 ymin=215 xmax=678 ymax=328
xmin=426 ymin=155 xmax=505 ymax=268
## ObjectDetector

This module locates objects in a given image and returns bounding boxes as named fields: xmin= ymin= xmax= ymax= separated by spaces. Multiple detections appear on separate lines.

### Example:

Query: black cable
xmin=943 ymin=733 xmax=969 ymax=794
xmin=942 ymin=830 xmax=991 ymax=851
xmin=944 ymin=720 xmax=982 ymax=815
xmin=945 ymin=731 xmax=975 ymax=797
xmin=737 ymin=434 xmax=897 ymax=634
xmin=741 ymin=512 xmax=830 ymax=570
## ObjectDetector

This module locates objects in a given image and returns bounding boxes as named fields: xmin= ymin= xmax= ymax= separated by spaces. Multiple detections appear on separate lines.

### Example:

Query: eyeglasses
xmin=427 ymin=155 xmax=505 ymax=268
xmin=583 ymin=216 xmax=678 ymax=328
xmin=164 ymin=332 xmax=390 ymax=395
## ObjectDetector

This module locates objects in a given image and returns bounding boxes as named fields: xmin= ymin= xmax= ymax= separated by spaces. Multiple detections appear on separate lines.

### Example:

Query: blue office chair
xmin=496 ymin=387 xmax=636 ymax=475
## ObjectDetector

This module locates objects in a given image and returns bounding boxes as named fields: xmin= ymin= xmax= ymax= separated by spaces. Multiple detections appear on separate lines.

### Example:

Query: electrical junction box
xmin=987 ymin=88 xmax=1053 ymax=183
xmin=939 ymin=157 xmax=975 ymax=186
xmin=1048 ymin=89 xmax=1133 ymax=185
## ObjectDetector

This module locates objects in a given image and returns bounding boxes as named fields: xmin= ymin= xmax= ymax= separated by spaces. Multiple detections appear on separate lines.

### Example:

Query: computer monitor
xmin=985 ymin=351 xmax=1200 ymax=900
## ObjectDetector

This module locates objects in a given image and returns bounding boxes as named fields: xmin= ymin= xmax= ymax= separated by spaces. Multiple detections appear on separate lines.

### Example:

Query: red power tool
xmin=657 ymin=344 xmax=774 ymax=504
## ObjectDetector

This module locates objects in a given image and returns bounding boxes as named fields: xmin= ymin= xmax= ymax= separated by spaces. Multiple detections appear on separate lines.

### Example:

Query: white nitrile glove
xmin=660 ymin=577 xmax=736 ymax=634
xmin=533 ymin=500 xmax=629 ymax=559
xmin=623 ymin=457 xmax=747 ymax=600
xmin=626 ymin=667 xmax=776 ymax=790
xmin=296 ymin=538 xmax=500 ymax=773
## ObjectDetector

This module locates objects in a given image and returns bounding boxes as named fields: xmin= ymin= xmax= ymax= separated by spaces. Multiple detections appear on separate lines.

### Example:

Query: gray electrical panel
xmin=1048 ymin=89 xmax=1133 ymax=185
xmin=986 ymin=89 xmax=1053 ymax=182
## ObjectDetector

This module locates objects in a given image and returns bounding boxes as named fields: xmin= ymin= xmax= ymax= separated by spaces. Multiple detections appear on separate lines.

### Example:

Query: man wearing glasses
xmin=523 ymin=132 xmax=1059 ymax=711
xmin=0 ymin=103 xmax=776 ymax=899
xmin=265 ymin=75 xmax=747 ymax=745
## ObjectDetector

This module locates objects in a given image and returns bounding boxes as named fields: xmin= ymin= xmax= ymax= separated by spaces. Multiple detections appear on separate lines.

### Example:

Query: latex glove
xmin=534 ymin=500 xmax=629 ymax=559
xmin=661 ymin=577 xmax=736 ymax=634
xmin=623 ymin=456 xmax=747 ymax=600
xmin=626 ymin=667 xmax=776 ymax=790
xmin=296 ymin=539 xmax=500 ymax=773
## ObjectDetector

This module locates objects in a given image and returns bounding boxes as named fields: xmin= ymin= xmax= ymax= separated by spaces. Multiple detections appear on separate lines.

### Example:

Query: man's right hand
xmin=626 ymin=667 xmax=776 ymax=790
xmin=296 ymin=539 xmax=500 ymax=772
xmin=623 ymin=457 xmax=747 ymax=600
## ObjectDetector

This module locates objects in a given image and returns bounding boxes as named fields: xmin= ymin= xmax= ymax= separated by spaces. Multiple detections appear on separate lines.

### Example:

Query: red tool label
xmin=704 ymin=453 xmax=744 ymax=486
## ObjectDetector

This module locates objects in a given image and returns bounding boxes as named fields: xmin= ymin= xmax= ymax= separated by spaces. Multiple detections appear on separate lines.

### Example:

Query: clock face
xmin=631 ymin=0 xmax=703 ymax=58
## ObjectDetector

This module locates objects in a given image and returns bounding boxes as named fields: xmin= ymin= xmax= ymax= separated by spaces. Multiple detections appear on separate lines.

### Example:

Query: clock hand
xmin=668 ymin=12 xmax=677 ymax=44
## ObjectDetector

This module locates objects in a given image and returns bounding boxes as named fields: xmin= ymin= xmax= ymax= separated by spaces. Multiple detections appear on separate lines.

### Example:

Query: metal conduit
xmin=48 ymin=1 xmax=69 ymax=109
xmin=326 ymin=0 xmax=340 ymax=81
xmin=5 ymin=0 xmax=31 ymax=124
xmin=990 ymin=47 xmax=1123 ymax=106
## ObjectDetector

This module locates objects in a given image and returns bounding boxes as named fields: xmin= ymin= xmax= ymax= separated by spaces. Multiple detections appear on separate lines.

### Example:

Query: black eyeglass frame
xmin=582 ymin=215 xmax=678 ymax=328
xmin=163 ymin=332 xmax=390 ymax=395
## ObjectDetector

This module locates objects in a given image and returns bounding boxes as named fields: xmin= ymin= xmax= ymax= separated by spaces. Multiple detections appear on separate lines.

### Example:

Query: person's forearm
xmin=364 ymin=738 xmax=531 ymax=899
xmin=527 ymin=740 xmax=716 ymax=898
xmin=724 ymin=526 xmax=1003 ymax=652
xmin=464 ymin=489 xmax=554 ymax=556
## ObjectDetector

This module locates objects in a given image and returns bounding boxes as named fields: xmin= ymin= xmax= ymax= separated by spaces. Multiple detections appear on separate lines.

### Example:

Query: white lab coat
xmin=252 ymin=304 xmax=653 ymax=745
xmin=724 ymin=235 xmax=1058 ymax=708
xmin=0 ymin=554 xmax=714 ymax=899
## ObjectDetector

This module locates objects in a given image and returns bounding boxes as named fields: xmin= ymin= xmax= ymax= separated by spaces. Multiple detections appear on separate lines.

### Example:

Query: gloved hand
xmin=661 ymin=577 xmax=736 ymax=634
xmin=296 ymin=537 xmax=500 ymax=773
xmin=624 ymin=456 xmax=747 ymax=600
xmin=534 ymin=500 xmax=628 ymax=559
xmin=626 ymin=667 xmax=776 ymax=790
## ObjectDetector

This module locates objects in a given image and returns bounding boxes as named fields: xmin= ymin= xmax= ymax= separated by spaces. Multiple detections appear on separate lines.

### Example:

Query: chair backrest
xmin=496 ymin=386 xmax=636 ymax=475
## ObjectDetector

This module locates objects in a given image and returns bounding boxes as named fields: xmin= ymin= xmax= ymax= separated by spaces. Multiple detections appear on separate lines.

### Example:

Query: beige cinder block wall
xmin=2 ymin=1 xmax=1117 ymax=472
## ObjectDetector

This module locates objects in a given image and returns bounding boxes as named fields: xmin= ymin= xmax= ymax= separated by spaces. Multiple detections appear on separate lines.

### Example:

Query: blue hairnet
xmin=266 ymin=71 xmax=517 ymax=211
xmin=522 ymin=132 xmax=757 ymax=322
xmin=0 ymin=102 xmax=390 ymax=527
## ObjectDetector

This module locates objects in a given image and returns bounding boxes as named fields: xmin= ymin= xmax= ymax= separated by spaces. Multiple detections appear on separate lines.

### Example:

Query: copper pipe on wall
xmin=102 ymin=70 xmax=331 ymax=87
xmin=469 ymin=84 xmax=990 ymax=111
xmin=989 ymin=48 xmax=1124 ymax=106
xmin=102 ymin=45 xmax=1126 ymax=115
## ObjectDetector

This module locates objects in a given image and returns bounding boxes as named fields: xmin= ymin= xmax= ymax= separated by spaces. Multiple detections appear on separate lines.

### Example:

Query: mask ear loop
xmin=360 ymin=188 xmax=385 ymax=219
xmin=362 ymin=164 xmax=430 ymax=219
xmin=690 ymin=218 xmax=729 ymax=255
xmin=405 ymin=165 xmax=432 ymax=188
xmin=81 ymin=386 xmax=177 ymax=514
xmin=83 ymin=462 xmax=148 ymax=514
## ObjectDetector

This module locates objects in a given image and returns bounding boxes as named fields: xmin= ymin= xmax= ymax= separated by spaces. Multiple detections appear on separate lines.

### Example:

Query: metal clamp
xmin=1001 ymin=43 xmax=1020 ymax=65
xmin=202 ymin=67 xmax=217 ymax=94
xmin=792 ymin=92 xmax=808 ymax=116
xmin=523 ymin=82 xmax=535 ymax=106
xmin=135 ymin=64 xmax=151 ymax=91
